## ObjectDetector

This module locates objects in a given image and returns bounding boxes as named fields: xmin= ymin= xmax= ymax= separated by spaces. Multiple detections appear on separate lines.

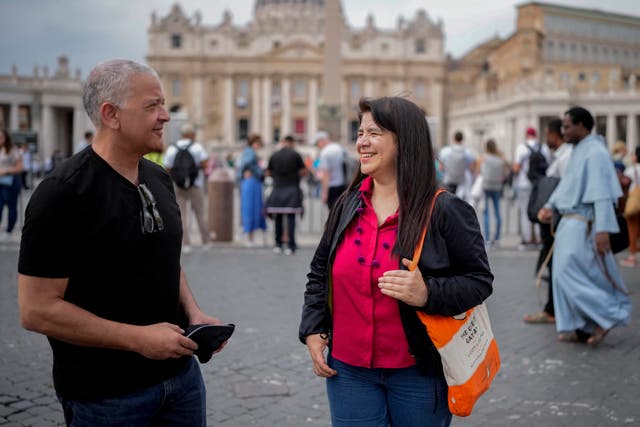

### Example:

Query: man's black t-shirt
xmin=267 ymin=147 xmax=305 ymax=188
xmin=18 ymin=148 xmax=188 ymax=400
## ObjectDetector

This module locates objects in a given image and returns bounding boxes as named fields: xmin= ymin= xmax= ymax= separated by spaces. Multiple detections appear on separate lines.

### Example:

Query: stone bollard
xmin=208 ymin=168 xmax=235 ymax=242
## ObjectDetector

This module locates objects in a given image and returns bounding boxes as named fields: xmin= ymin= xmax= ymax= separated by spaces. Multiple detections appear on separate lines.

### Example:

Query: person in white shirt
xmin=315 ymin=131 xmax=348 ymax=210
xmin=163 ymin=123 xmax=211 ymax=252
xmin=439 ymin=131 xmax=475 ymax=195
xmin=512 ymin=127 xmax=550 ymax=248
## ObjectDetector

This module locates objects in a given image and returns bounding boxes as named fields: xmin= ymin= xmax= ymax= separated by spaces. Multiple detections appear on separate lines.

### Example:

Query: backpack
xmin=444 ymin=145 xmax=467 ymax=185
xmin=342 ymin=149 xmax=358 ymax=185
xmin=526 ymin=144 xmax=548 ymax=183
xmin=170 ymin=141 xmax=199 ymax=189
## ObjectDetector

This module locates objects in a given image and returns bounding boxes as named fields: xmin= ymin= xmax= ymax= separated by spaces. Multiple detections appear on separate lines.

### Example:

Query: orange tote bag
xmin=409 ymin=189 xmax=500 ymax=417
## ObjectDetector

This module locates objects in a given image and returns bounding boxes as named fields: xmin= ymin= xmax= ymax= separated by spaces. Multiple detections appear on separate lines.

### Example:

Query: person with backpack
xmin=163 ymin=123 xmax=211 ymax=253
xmin=439 ymin=131 xmax=475 ymax=195
xmin=315 ymin=130 xmax=352 ymax=210
xmin=512 ymin=127 xmax=550 ymax=249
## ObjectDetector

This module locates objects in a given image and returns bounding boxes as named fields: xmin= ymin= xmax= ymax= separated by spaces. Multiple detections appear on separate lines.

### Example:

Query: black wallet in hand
xmin=184 ymin=324 xmax=235 ymax=363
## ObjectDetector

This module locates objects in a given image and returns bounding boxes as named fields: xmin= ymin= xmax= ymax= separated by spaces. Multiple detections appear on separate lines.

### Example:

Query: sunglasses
xmin=138 ymin=183 xmax=164 ymax=234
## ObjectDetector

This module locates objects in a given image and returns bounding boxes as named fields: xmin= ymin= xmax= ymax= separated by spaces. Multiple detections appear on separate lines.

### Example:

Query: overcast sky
xmin=0 ymin=0 xmax=636 ymax=77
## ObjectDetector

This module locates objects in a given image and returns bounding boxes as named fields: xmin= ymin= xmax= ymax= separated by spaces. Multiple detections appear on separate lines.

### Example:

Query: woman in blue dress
xmin=238 ymin=134 xmax=267 ymax=246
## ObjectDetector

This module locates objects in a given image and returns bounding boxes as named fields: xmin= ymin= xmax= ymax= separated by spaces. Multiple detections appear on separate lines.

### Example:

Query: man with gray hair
xmin=18 ymin=59 xmax=223 ymax=426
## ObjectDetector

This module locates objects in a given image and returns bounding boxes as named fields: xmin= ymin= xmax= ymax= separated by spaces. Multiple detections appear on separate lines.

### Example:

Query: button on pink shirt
xmin=331 ymin=176 xmax=416 ymax=368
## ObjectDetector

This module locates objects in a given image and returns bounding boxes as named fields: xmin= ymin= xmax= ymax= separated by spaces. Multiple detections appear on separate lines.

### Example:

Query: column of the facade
xmin=280 ymin=77 xmax=291 ymax=136
xmin=41 ymin=104 xmax=54 ymax=161
xmin=72 ymin=106 xmax=85 ymax=153
xmin=307 ymin=77 xmax=318 ymax=143
xmin=430 ymin=79 xmax=444 ymax=149
xmin=627 ymin=113 xmax=638 ymax=153
xmin=606 ymin=113 xmax=617 ymax=151
xmin=251 ymin=76 xmax=261 ymax=134
xmin=9 ymin=103 xmax=19 ymax=130
xmin=261 ymin=76 xmax=272 ymax=142
xmin=340 ymin=79 xmax=349 ymax=144
xmin=192 ymin=75 xmax=204 ymax=132
xmin=223 ymin=76 xmax=234 ymax=145
xmin=260 ymin=76 xmax=275 ymax=142
xmin=364 ymin=78 xmax=374 ymax=98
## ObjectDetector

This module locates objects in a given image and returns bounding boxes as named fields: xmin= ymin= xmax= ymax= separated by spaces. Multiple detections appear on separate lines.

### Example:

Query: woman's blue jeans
xmin=483 ymin=190 xmax=502 ymax=243
xmin=326 ymin=355 xmax=452 ymax=427
xmin=0 ymin=180 xmax=19 ymax=233
xmin=58 ymin=357 xmax=206 ymax=427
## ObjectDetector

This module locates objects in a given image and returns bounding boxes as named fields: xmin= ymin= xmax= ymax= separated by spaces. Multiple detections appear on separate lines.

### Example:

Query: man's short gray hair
xmin=83 ymin=59 xmax=159 ymax=127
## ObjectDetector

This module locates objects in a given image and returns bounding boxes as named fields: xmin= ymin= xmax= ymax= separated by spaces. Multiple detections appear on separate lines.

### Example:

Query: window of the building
xmin=237 ymin=79 xmax=250 ymax=98
xmin=591 ymin=71 xmax=601 ymax=83
xmin=350 ymin=120 xmax=359 ymax=143
xmin=172 ymin=78 xmax=182 ymax=97
xmin=381 ymin=42 xmax=389 ymax=52
xmin=546 ymin=40 xmax=554 ymax=59
xmin=578 ymin=72 xmax=586 ymax=81
xmin=0 ymin=105 xmax=7 ymax=129
xmin=602 ymin=47 xmax=609 ymax=62
xmin=171 ymin=34 xmax=182 ymax=49
xmin=169 ymin=104 xmax=182 ymax=113
xmin=294 ymin=118 xmax=305 ymax=135
xmin=415 ymin=38 xmax=426 ymax=54
xmin=414 ymin=81 xmax=426 ymax=99
xmin=592 ymin=45 xmax=598 ymax=62
xmin=209 ymin=39 xmax=218 ymax=49
xmin=570 ymin=43 xmax=577 ymax=60
xmin=558 ymin=42 xmax=566 ymax=60
xmin=294 ymin=78 xmax=306 ymax=99
xmin=237 ymin=79 xmax=249 ymax=108
xmin=18 ymin=105 xmax=31 ymax=130
xmin=613 ymin=48 xmax=620 ymax=62
xmin=581 ymin=45 xmax=588 ymax=62
xmin=350 ymin=80 xmax=361 ymax=100
xmin=273 ymin=40 xmax=281 ymax=49
xmin=560 ymin=72 xmax=571 ymax=86
xmin=238 ymin=118 xmax=249 ymax=143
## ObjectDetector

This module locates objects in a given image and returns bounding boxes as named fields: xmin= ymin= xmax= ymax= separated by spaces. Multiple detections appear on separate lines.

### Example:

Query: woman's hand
xmin=306 ymin=334 xmax=337 ymax=378
xmin=378 ymin=258 xmax=428 ymax=307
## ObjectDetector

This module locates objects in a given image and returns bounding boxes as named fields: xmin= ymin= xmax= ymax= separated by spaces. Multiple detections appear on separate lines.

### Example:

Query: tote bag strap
xmin=409 ymin=188 xmax=447 ymax=272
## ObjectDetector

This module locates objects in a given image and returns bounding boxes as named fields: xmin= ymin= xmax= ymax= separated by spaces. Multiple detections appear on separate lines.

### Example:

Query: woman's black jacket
xmin=299 ymin=189 xmax=494 ymax=375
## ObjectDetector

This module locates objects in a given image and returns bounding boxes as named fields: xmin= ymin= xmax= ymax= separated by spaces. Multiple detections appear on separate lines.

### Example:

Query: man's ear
xmin=100 ymin=102 xmax=120 ymax=130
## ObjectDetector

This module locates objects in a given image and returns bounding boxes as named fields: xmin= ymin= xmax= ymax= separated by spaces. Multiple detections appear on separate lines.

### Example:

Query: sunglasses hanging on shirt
xmin=138 ymin=183 xmax=164 ymax=234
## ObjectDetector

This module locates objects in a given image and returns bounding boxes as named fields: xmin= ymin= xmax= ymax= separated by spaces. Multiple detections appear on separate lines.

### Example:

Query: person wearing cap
xmin=315 ymin=131 xmax=349 ymax=210
xmin=163 ymin=122 xmax=211 ymax=253
xmin=512 ymin=126 xmax=549 ymax=249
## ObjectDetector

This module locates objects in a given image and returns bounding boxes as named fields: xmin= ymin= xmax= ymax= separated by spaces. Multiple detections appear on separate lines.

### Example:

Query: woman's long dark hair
xmin=0 ymin=129 xmax=12 ymax=155
xmin=326 ymin=97 xmax=438 ymax=258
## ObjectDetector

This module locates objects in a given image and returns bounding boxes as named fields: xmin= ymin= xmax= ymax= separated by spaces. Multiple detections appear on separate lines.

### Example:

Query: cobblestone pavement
xmin=1 ymin=236 xmax=639 ymax=426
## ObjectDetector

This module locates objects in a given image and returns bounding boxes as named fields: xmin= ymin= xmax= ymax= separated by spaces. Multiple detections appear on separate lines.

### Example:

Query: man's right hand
xmin=537 ymin=207 xmax=553 ymax=224
xmin=306 ymin=334 xmax=337 ymax=378
xmin=134 ymin=323 xmax=198 ymax=360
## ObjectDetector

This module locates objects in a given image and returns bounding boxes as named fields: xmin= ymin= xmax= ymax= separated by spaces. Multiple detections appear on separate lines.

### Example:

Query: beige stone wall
xmin=147 ymin=3 xmax=447 ymax=147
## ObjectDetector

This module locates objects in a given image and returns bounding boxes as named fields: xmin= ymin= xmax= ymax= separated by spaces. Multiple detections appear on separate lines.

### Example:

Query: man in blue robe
xmin=538 ymin=106 xmax=632 ymax=346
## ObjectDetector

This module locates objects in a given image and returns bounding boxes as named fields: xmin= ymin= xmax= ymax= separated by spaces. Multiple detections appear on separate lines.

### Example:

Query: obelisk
xmin=319 ymin=0 xmax=343 ymax=143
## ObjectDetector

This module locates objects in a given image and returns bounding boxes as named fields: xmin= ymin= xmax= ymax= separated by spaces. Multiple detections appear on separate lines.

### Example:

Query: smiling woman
xmin=300 ymin=96 xmax=494 ymax=427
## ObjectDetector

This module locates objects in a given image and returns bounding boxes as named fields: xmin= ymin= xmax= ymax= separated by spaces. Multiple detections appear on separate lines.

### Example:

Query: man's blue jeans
xmin=58 ymin=357 xmax=206 ymax=427
xmin=326 ymin=355 xmax=452 ymax=427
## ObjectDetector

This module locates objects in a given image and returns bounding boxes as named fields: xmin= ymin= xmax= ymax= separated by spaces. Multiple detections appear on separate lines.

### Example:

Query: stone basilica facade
xmin=147 ymin=0 xmax=446 ymax=147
